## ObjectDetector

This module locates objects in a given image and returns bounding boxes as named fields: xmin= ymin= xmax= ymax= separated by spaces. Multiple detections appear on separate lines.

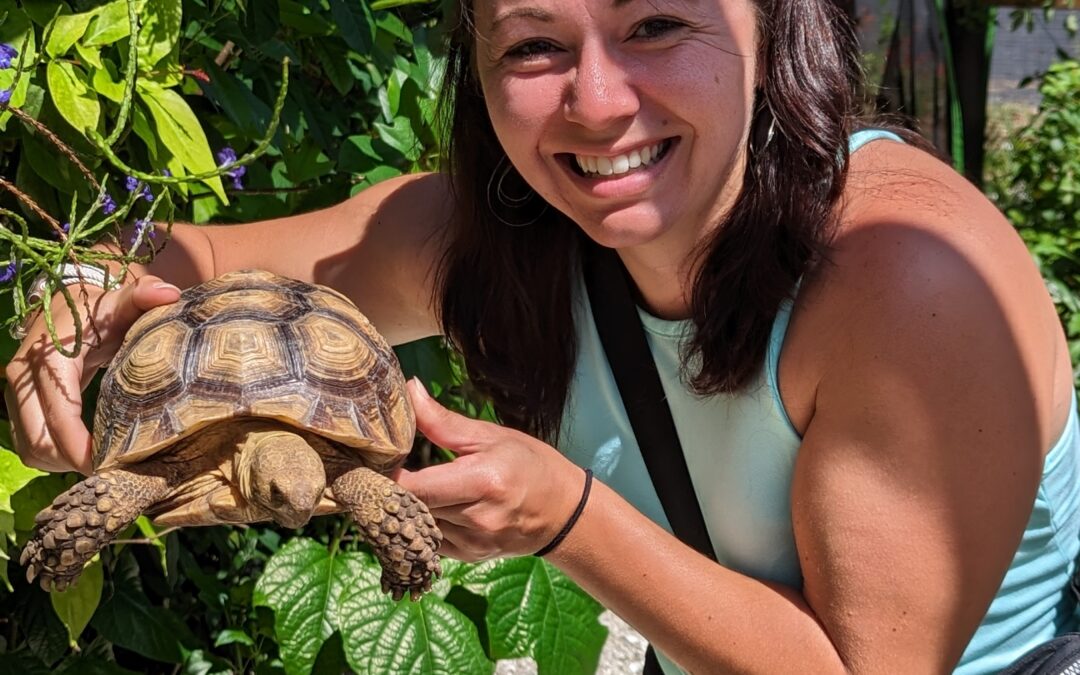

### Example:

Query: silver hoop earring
xmin=486 ymin=155 xmax=548 ymax=228
xmin=750 ymin=106 xmax=778 ymax=157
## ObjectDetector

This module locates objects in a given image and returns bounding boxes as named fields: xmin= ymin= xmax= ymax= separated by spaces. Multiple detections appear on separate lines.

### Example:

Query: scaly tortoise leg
xmin=21 ymin=469 xmax=169 ymax=591
xmin=331 ymin=467 xmax=442 ymax=601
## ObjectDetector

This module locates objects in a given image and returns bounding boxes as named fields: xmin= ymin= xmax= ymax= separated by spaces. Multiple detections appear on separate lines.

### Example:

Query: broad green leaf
xmin=12 ymin=473 xmax=77 ymax=535
xmin=283 ymin=140 xmax=332 ymax=184
xmin=374 ymin=116 xmax=421 ymax=162
xmin=91 ymin=584 xmax=198 ymax=663
xmin=136 ymin=0 xmax=181 ymax=71
xmin=137 ymin=83 xmax=226 ymax=202
xmin=91 ymin=61 xmax=127 ymax=102
xmin=338 ymin=566 xmax=493 ymax=675
xmin=46 ymin=60 xmax=101 ymax=135
xmin=350 ymin=165 xmax=402 ymax=194
xmin=0 ymin=542 xmax=10 ymax=591
xmin=44 ymin=10 xmax=94 ymax=57
xmin=310 ymin=39 xmax=354 ymax=97
xmin=461 ymin=557 xmax=607 ymax=675
xmin=385 ymin=67 xmax=408 ymax=119
xmin=214 ymin=628 xmax=256 ymax=648
xmin=198 ymin=61 xmax=272 ymax=139
xmin=0 ymin=448 xmax=47 ymax=515
xmin=279 ymin=0 xmax=333 ymax=36
xmin=82 ymin=0 xmax=136 ymax=47
xmin=253 ymin=538 xmax=371 ymax=675
xmin=74 ymin=41 xmax=102 ymax=68
xmin=329 ymin=0 xmax=375 ymax=54
xmin=50 ymin=556 xmax=103 ymax=646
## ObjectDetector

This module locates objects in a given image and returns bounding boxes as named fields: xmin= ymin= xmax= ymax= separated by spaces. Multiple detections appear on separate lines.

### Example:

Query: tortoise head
xmin=238 ymin=427 xmax=326 ymax=529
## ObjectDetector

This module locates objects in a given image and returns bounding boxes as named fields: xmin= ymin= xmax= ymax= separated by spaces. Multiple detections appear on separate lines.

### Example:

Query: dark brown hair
xmin=437 ymin=0 xmax=888 ymax=440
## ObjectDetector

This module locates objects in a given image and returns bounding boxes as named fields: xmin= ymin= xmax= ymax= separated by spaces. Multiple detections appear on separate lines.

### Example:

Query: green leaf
xmin=46 ymin=60 xmax=101 ymax=136
xmin=137 ymin=83 xmax=227 ymax=202
xmin=338 ymin=575 xmax=494 ymax=674
xmin=74 ymin=40 xmax=103 ymax=68
xmin=310 ymin=39 xmax=355 ymax=97
xmin=0 ymin=447 xmax=47 ymax=515
xmin=50 ymin=556 xmax=103 ymax=647
xmin=214 ymin=628 xmax=256 ymax=648
xmin=136 ymin=0 xmax=181 ymax=71
xmin=283 ymin=140 xmax=332 ymax=184
xmin=253 ymin=538 xmax=372 ymax=675
xmin=82 ymin=0 xmax=135 ymax=47
xmin=374 ymin=116 xmax=421 ymax=162
xmin=45 ymin=10 xmax=94 ymax=57
xmin=461 ymin=557 xmax=607 ymax=675
xmin=12 ymin=473 xmax=77 ymax=535
xmin=91 ymin=60 xmax=127 ymax=103
xmin=279 ymin=0 xmax=334 ymax=36
xmin=91 ymin=584 xmax=198 ymax=663
xmin=329 ymin=0 xmax=375 ymax=55
xmin=198 ymin=61 xmax=272 ymax=139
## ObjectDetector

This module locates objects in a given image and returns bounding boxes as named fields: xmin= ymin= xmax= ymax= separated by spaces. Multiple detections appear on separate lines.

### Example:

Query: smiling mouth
xmin=566 ymin=139 xmax=675 ymax=178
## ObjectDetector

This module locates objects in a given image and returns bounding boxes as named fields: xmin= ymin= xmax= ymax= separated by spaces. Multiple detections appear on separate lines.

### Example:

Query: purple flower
xmin=124 ymin=175 xmax=139 ymax=192
xmin=61 ymin=221 xmax=70 ymax=234
xmin=217 ymin=146 xmax=246 ymax=191
xmin=101 ymin=194 xmax=117 ymax=215
xmin=141 ymin=184 xmax=153 ymax=202
xmin=0 ymin=88 xmax=11 ymax=106
xmin=216 ymin=146 xmax=237 ymax=166
xmin=0 ymin=261 xmax=16 ymax=283
xmin=0 ymin=44 xmax=17 ymax=70
xmin=130 ymin=218 xmax=155 ymax=247
xmin=161 ymin=169 xmax=171 ymax=177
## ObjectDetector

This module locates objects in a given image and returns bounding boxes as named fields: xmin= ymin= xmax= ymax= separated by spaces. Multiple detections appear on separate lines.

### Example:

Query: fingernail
xmin=410 ymin=377 xmax=432 ymax=400
xmin=153 ymin=282 xmax=181 ymax=293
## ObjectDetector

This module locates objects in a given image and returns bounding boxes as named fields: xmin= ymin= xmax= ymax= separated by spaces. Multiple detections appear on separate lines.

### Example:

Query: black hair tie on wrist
xmin=535 ymin=468 xmax=593 ymax=557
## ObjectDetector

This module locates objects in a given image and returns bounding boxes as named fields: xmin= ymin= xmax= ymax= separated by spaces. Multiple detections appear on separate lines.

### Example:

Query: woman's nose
xmin=563 ymin=42 xmax=640 ymax=130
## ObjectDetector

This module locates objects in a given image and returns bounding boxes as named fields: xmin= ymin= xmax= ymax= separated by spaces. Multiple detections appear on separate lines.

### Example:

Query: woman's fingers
xmin=433 ymin=520 xmax=498 ymax=563
xmin=84 ymin=276 xmax=181 ymax=369
xmin=3 ymin=275 xmax=181 ymax=475
xmin=5 ymin=361 xmax=85 ymax=472
xmin=407 ymin=378 xmax=495 ymax=454
xmin=396 ymin=460 xmax=484 ymax=510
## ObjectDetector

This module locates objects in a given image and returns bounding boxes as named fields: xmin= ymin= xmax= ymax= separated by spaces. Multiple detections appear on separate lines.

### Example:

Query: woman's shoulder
xmin=780 ymin=136 xmax=1071 ymax=436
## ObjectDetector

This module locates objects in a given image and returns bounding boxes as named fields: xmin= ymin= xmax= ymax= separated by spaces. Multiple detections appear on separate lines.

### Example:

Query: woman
xmin=7 ymin=0 xmax=1078 ymax=671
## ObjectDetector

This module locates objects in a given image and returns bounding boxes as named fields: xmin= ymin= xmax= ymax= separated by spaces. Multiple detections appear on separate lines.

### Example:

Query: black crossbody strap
xmin=582 ymin=243 xmax=717 ymax=562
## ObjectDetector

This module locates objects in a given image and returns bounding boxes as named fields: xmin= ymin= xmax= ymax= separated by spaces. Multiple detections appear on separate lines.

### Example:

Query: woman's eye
xmin=505 ymin=40 xmax=558 ymax=60
xmin=631 ymin=17 xmax=685 ymax=40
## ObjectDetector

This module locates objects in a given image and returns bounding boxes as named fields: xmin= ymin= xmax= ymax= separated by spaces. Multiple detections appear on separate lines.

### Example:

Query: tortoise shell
xmin=93 ymin=269 xmax=414 ymax=470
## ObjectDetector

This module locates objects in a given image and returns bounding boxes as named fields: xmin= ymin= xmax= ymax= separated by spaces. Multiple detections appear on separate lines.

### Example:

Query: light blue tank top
xmin=557 ymin=129 xmax=1080 ymax=673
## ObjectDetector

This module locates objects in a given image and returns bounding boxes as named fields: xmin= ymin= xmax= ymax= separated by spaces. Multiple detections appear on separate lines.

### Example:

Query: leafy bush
xmin=0 ymin=1 xmax=609 ymax=672
xmin=985 ymin=60 xmax=1080 ymax=374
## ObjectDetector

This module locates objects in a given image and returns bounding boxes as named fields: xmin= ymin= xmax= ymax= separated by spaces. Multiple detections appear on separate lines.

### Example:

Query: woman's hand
xmin=395 ymin=378 xmax=585 ymax=562
xmin=4 ymin=276 xmax=181 ymax=474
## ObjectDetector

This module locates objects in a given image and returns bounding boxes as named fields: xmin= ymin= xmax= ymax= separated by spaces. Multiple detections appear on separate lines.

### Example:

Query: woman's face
xmin=473 ymin=0 xmax=759 ymax=251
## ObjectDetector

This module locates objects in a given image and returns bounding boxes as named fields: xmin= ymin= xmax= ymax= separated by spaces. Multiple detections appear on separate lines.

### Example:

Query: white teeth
xmin=575 ymin=141 xmax=667 ymax=177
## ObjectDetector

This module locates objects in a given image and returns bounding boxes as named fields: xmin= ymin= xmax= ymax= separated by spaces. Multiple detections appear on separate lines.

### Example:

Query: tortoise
xmin=21 ymin=269 xmax=442 ymax=600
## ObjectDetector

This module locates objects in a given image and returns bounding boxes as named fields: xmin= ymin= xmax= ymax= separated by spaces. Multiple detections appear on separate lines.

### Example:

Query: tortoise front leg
xmin=331 ymin=467 xmax=443 ymax=601
xmin=21 ymin=469 xmax=170 ymax=591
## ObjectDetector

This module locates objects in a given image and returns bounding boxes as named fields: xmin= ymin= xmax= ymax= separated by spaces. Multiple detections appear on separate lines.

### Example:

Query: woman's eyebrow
xmin=490 ymin=7 xmax=557 ymax=31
